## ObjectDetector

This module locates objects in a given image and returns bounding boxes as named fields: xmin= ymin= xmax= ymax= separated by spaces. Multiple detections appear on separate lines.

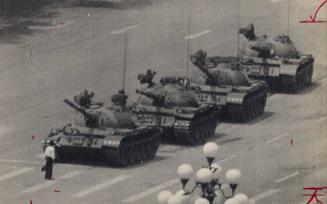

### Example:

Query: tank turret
xmin=190 ymin=50 xmax=250 ymax=87
xmin=190 ymin=50 xmax=269 ymax=122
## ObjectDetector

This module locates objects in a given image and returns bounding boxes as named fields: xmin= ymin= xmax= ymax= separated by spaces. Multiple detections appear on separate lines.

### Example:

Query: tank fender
xmin=103 ymin=135 xmax=125 ymax=148
xmin=226 ymin=93 xmax=246 ymax=104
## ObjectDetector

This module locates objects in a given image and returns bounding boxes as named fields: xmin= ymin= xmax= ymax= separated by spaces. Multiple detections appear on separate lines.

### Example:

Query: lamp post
xmin=158 ymin=142 xmax=252 ymax=204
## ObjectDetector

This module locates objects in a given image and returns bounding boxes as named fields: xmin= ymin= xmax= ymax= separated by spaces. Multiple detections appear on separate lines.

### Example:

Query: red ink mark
xmin=303 ymin=187 xmax=327 ymax=204
xmin=54 ymin=189 xmax=60 ymax=192
xmin=29 ymin=200 xmax=32 ymax=204
xmin=32 ymin=135 xmax=36 ymax=140
xmin=300 ymin=0 xmax=327 ymax=23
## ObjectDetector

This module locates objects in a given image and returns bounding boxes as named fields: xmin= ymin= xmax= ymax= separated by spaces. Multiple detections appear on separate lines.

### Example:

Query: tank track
xmin=227 ymin=87 xmax=268 ymax=122
xmin=104 ymin=129 xmax=161 ymax=167
xmin=281 ymin=60 xmax=313 ymax=93
xmin=174 ymin=110 xmax=218 ymax=145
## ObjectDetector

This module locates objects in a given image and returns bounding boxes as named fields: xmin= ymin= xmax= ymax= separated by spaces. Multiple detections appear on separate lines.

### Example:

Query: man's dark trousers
xmin=44 ymin=157 xmax=53 ymax=179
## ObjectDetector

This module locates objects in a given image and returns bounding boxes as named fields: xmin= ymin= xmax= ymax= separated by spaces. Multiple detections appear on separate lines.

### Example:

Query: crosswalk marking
xmin=72 ymin=175 xmax=132 ymax=198
xmin=0 ymin=167 xmax=34 ymax=181
xmin=22 ymin=170 xmax=83 ymax=194
xmin=122 ymin=179 xmax=179 ymax=203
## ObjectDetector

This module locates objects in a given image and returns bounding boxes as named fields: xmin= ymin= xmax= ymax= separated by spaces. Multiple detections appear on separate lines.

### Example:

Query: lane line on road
xmin=72 ymin=175 xmax=132 ymax=198
xmin=275 ymin=171 xmax=299 ymax=183
xmin=184 ymin=30 xmax=211 ymax=40
xmin=110 ymin=25 xmax=138 ymax=35
xmin=266 ymin=133 xmax=289 ymax=144
xmin=122 ymin=179 xmax=179 ymax=203
xmin=0 ymin=167 xmax=34 ymax=181
xmin=22 ymin=170 xmax=83 ymax=194
xmin=251 ymin=189 xmax=280 ymax=201
xmin=316 ymin=116 xmax=327 ymax=123
xmin=219 ymin=155 xmax=238 ymax=163
xmin=0 ymin=159 xmax=43 ymax=165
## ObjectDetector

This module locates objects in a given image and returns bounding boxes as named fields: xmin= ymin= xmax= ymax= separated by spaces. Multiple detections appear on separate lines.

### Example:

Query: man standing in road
xmin=44 ymin=141 xmax=56 ymax=180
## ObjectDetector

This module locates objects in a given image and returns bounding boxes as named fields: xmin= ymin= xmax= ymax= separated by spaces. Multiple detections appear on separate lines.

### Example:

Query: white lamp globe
xmin=167 ymin=195 xmax=183 ymax=204
xmin=158 ymin=190 xmax=173 ymax=204
xmin=175 ymin=190 xmax=191 ymax=203
xmin=203 ymin=142 xmax=219 ymax=158
xmin=225 ymin=169 xmax=242 ymax=184
xmin=211 ymin=162 xmax=222 ymax=179
xmin=177 ymin=164 xmax=194 ymax=180
xmin=195 ymin=168 xmax=212 ymax=184
xmin=224 ymin=198 xmax=239 ymax=204
xmin=234 ymin=193 xmax=249 ymax=204
xmin=248 ymin=198 xmax=256 ymax=204
xmin=194 ymin=198 xmax=210 ymax=204
xmin=221 ymin=183 xmax=233 ymax=198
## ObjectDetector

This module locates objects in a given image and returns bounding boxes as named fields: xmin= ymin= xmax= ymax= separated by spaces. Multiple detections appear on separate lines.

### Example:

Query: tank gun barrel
xmin=190 ymin=53 xmax=216 ymax=83
xmin=63 ymin=98 xmax=94 ymax=120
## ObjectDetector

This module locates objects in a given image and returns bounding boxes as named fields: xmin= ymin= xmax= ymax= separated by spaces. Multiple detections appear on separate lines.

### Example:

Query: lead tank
xmin=42 ymin=90 xmax=161 ymax=167
xmin=132 ymin=70 xmax=220 ymax=145
xmin=190 ymin=50 xmax=269 ymax=122
xmin=238 ymin=23 xmax=314 ymax=92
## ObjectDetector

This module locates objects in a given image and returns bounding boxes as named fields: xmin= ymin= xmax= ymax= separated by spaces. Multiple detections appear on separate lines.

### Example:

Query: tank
xmin=42 ymin=90 xmax=161 ymax=167
xmin=238 ymin=23 xmax=314 ymax=92
xmin=132 ymin=70 xmax=220 ymax=145
xmin=190 ymin=50 xmax=269 ymax=122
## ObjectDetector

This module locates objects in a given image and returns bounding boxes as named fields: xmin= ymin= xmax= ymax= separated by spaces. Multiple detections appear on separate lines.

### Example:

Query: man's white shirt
xmin=44 ymin=146 xmax=56 ymax=160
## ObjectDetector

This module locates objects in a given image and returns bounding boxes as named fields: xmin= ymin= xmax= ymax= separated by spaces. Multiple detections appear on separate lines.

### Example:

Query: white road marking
xmin=266 ymin=133 xmax=289 ymax=143
xmin=110 ymin=25 xmax=138 ymax=35
xmin=29 ymin=21 xmax=75 ymax=30
xmin=72 ymin=175 xmax=132 ymax=198
xmin=0 ymin=159 xmax=43 ymax=165
xmin=122 ymin=179 xmax=179 ymax=203
xmin=0 ymin=167 xmax=34 ymax=181
xmin=184 ymin=30 xmax=211 ymax=40
xmin=316 ymin=116 xmax=327 ymax=123
xmin=22 ymin=170 xmax=83 ymax=194
xmin=251 ymin=189 xmax=280 ymax=201
xmin=275 ymin=171 xmax=299 ymax=183
xmin=219 ymin=155 xmax=238 ymax=163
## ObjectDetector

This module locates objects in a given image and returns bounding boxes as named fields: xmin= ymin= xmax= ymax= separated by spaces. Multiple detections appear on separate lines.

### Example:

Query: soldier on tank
xmin=111 ymin=89 xmax=128 ymax=111
xmin=74 ymin=89 xmax=102 ymax=108
xmin=138 ymin=69 xmax=156 ymax=87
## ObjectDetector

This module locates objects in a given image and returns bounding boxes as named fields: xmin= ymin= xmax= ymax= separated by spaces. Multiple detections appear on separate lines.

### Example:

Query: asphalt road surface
xmin=0 ymin=0 xmax=326 ymax=203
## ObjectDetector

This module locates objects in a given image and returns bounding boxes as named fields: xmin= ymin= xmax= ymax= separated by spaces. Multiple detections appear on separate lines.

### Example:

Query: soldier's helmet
xmin=138 ymin=69 xmax=156 ymax=86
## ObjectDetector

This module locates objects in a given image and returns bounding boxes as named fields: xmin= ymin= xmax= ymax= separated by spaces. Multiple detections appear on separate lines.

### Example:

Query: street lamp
xmin=178 ymin=164 xmax=194 ymax=190
xmin=203 ymin=142 xmax=219 ymax=166
xmin=158 ymin=142 xmax=249 ymax=204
